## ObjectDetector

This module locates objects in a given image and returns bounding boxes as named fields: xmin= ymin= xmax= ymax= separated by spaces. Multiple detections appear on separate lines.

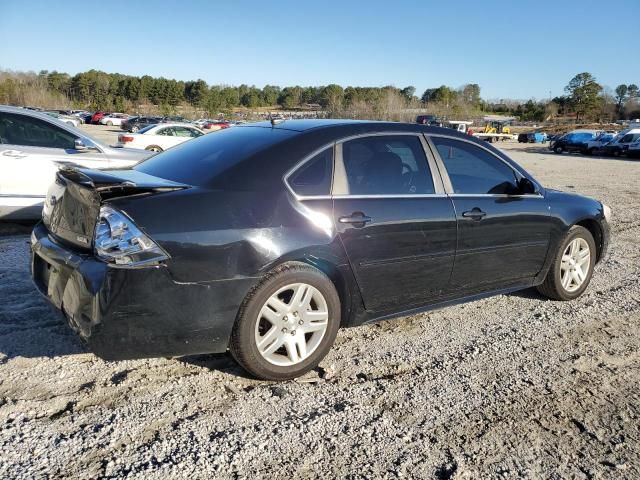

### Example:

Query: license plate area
xmin=33 ymin=254 xmax=52 ymax=294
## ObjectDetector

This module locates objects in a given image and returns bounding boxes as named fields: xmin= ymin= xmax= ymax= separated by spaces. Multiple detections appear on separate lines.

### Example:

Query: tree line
xmin=0 ymin=68 xmax=637 ymax=122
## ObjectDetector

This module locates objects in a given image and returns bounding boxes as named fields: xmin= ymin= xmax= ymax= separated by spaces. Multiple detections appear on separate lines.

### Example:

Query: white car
xmin=0 ymin=106 xmax=151 ymax=219
xmin=99 ymin=113 xmax=130 ymax=126
xmin=116 ymin=123 xmax=205 ymax=152
xmin=44 ymin=111 xmax=80 ymax=127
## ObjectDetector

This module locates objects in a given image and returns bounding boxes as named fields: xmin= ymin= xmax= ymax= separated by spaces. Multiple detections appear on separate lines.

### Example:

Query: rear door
xmin=332 ymin=133 xmax=457 ymax=313
xmin=428 ymin=135 xmax=551 ymax=293
xmin=154 ymin=126 xmax=182 ymax=149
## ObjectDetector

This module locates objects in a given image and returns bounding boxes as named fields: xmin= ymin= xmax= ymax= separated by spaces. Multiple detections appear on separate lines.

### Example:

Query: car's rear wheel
xmin=107 ymin=121 xmax=113 ymax=126
xmin=145 ymin=145 xmax=163 ymax=152
xmin=537 ymin=225 xmax=596 ymax=301
xmin=230 ymin=262 xmax=340 ymax=380
xmin=588 ymin=148 xmax=597 ymax=155
xmin=554 ymin=145 xmax=564 ymax=154
xmin=131 ymin=126 xmax=139 ymax=132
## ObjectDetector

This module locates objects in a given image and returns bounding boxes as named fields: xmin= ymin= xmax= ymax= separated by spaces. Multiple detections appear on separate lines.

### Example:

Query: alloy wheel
xmin=254 ymin=283 xmax=329 ymax=366
xmin=560 ymin=238 xmax=590 ymax=292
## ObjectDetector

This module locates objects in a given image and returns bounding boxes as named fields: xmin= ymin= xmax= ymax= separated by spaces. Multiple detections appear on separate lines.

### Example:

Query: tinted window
xmin=156 ymin=127 xmax=175 ymax=136
xmin=288 ymin=147 xmax=333 ymax=196
xmin=135 ymin=126 xmax=296 ymax=187
xmin=174 ymin=126 xmax=201 ymax=138
xmin=431 ymin=137 xmax=518 ymax=194
xmin=0 ymin=112 xmax=75 ymax=149
xmin=341 ymin=135 xmax=434 ymax=195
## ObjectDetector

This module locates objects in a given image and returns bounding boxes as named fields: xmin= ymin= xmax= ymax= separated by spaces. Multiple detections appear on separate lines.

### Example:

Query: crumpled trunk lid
xmin=42 ymin=167 xmax=188 ymax=250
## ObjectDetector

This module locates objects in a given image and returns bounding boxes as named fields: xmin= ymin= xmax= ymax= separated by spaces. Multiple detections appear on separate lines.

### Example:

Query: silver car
xmin=0 ymin=106 xmax=152 ymax=220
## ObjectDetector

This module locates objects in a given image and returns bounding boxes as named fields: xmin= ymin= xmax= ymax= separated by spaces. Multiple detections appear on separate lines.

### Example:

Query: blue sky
xmin=1 ymin=0 xmax=638 ymax=100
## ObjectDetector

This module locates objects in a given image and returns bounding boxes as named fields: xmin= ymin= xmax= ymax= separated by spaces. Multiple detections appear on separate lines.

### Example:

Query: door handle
xmin=462 ymin=208 xmax=486 ymax=220
xmin=1 ymin=150 xmax=26 ymax=158
xmin=339 ymin=212 xmax=372 ymax=226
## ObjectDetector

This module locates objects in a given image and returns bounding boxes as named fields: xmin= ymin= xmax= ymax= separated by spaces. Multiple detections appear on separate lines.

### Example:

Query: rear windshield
xmin=134 ymin=126 xmax=296 ymax=186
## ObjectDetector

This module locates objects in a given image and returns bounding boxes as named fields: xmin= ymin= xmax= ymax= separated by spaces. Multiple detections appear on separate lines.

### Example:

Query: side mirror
xmin=74 ymin=138 xmax=88 ymax=151
xmin=518 ymin=177 xmax=537 ymax=195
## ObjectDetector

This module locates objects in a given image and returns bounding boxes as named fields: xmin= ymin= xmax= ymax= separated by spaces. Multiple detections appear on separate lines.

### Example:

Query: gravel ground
xmin=1 ymin=143 xmax=639 ymax=479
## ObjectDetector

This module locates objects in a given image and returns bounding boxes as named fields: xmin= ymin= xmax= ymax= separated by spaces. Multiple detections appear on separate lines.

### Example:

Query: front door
xmin=332 ymin=134 xmax=457 ymax=313
xmin=429 ymin=135 xmax=551 ymax=292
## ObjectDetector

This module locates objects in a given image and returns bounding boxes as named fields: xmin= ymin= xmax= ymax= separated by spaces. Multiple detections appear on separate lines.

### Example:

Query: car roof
xmin=146 ymin=123 xmax=200 ymax=129
xmin=237 ymin=118 xmax=479 ymax=140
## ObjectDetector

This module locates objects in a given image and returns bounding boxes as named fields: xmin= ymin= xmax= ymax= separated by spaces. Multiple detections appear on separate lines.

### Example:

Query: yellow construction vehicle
xmin=482 ymin=115 xmax=514 ymax=135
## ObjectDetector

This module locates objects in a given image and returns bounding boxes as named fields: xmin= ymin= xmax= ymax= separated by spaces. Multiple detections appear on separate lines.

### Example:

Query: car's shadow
xmin=178 ymin=353 xmax=256 ymax=380
xmin=0 ymin=233 xmax=87 ymax=359
xmin=506 ymin=287 xmax=547 ymax=300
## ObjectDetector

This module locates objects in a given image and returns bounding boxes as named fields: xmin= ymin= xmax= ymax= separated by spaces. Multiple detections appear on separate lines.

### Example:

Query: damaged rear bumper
xmin=30 ymin=222 xmax=256 ymax=360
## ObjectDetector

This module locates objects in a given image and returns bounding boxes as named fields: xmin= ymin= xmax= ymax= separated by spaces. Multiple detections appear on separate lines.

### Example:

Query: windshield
xmin=134 ymin=126 xmax=296 ymax=187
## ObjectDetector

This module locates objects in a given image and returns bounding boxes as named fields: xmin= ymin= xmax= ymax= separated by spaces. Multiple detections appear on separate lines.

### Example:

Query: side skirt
xmin=359 ymin=280 xmax=537 ymax=326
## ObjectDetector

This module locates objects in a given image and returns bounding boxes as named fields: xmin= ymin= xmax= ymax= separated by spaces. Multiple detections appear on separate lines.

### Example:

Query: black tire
xmin=554 ymin=145 xmax=564 ymax=154
xmin=130 ymin=125 xmax=139 ymax=133
xmin=106 ymin=121 xmax=113 ymax=126
xmin=587 ymin=148 xmax=597 ymax=156
xmin=230 ymin=262 xmax=341 ymax=380
xmin=536 ymin=225 xmax=596 ymax=301
xmin=145 ymin=145 xmax=163 ymax=152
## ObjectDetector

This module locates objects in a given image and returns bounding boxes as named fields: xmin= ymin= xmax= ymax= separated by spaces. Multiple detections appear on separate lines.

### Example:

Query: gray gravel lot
xmin=1 ymin=142 xmax=639 ymax=479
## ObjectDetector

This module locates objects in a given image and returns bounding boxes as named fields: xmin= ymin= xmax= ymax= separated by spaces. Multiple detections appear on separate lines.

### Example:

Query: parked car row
xmin=550 ymin=127 xmax=640 ymax=158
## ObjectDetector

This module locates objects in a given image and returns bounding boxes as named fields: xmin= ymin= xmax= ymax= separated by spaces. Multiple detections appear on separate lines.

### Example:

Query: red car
xmin=90 ymin=111 xmax=111 ymax=124
xmin=202 ymin=121 xmax=231 ymax=131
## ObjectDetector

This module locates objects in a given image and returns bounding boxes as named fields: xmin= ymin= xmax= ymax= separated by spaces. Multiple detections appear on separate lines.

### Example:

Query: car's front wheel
xmin=554 ymin=145 xmax=564 ymax=154
xmin=145 ymin=145 xmax=163 ymax=152
xmin=537 ymin=225 xmax=596 ymax=300
xmin=230 ymin=262 xmax=340 ymax=380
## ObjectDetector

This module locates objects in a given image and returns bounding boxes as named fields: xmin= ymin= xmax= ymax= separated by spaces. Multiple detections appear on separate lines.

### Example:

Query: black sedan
xmin=121 ymin=116 xmax=163 ymax=132
xmin=31 ymin=120 xmax=611 ymax=380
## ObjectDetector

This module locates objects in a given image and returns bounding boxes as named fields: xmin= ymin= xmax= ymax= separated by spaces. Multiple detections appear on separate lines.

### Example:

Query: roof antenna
xmin=268 ymin=112 xmax=285 ymax=126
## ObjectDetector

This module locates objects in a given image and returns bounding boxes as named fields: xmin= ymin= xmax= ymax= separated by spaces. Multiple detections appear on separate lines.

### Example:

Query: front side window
xmin=340 ymin=135 xmax=434 ymax=195
xmin=288 ymin=147 xmax=333 ymax=196
xmin=431 ymin=137 xmax=519 ymax=195
xmin=0 ymin=112 xmax=75 ymax=149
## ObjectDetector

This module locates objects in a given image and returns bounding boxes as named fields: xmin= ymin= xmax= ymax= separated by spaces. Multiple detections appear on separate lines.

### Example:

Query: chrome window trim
xmin=333 ymin=194 xmax=449 ymax=200
xmin=282 ymin=131 xmax=544 ymax=202
xmin=426 ymin=133 xmax=544 ymax=195
xmin=333 ymin=131 xmax=444 ymax=197
xmin=283 ymin=143 xmax=335 ymax=200
xmin=447 ymin=193 xmax=544 ymax=198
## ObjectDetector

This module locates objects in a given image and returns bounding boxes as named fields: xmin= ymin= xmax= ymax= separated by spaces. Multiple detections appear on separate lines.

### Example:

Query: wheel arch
xmin=573 ymin=218 xmax=604 ymax=263
xmin=267 ymin=255 xmax=363 ymax=329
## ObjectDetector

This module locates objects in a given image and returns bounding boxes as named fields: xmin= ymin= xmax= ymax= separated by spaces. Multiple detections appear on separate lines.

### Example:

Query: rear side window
xmin=135 ymin=126 xmax=296 ymax=187
xmin=340 ymin=135 xmax=435 ymax=195
xmin=431 ymin=137 xmax=518 ymax=194
xmin=288 ymin=147 xmax=333 ymax=196
xmin=0 ymin=112 xmax=75 ymax=149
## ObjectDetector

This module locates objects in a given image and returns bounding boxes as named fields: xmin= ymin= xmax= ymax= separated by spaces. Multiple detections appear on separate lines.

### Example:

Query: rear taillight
xmin=119 ymin=135 xmax=134 ymax=143
xmin=95 ymin=205 xmax=169 ymax=267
